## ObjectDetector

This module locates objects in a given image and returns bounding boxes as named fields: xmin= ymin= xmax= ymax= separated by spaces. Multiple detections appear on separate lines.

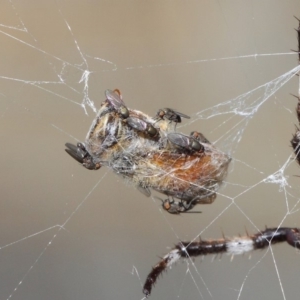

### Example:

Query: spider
xmin=65 ymin=89 xmax=231 ymax=213
xmin=291 ymin=17 xmax=300 ymax=164
xmin=143 ymin=18 xmax=300 ymax=297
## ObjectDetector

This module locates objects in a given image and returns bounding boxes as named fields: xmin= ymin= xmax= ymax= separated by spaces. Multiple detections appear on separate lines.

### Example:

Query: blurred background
xmin=1 ymin=1 xmax=300 ymax=299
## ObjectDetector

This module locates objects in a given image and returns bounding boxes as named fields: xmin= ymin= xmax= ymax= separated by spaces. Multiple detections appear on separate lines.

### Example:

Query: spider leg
xmin=143 ymin=227 xmax=300 ymax=296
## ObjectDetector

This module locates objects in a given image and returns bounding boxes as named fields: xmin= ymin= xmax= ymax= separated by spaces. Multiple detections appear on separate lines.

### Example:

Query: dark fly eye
xmin=161 ymin=199 xmax=180 ymax=214
xmin=157 ymin=109 xmax=165 ymax=118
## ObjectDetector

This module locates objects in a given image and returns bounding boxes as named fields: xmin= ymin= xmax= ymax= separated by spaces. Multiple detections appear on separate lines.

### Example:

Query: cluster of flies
xmin=65 ymin=19 xmax=300 ymax=298
xmin=66 ymin=89 xmax=231 ymax=214
xmin=66 ymin=90 xmax=205 ymax=158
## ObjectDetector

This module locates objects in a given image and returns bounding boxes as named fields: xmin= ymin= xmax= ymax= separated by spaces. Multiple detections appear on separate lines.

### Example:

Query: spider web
xmin=1 ymin=1 xmax=300 ymax=300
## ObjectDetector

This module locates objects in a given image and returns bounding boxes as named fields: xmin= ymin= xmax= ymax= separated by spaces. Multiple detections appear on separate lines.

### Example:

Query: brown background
xmin=1 ymin=1 xmax=300 ymax=300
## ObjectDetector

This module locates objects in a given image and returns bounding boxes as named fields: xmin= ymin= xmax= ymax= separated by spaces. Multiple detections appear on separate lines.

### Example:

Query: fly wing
xmin=65 ymin=143 xmax=85 ymax=164
xmin=127 ymin=117 xmax=147 ymax=132
xmin=172 ymin=110 xmax=190 ymax=119
xmin=165 ymin=108 xmax=190 ymax=119
xmin=167 ymin=132 xmax=190 ymax=149
xmin=105 ymin=89 xmax=125 ymax=109
xmin=137 ymin=184 xmax=151 ymax=197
